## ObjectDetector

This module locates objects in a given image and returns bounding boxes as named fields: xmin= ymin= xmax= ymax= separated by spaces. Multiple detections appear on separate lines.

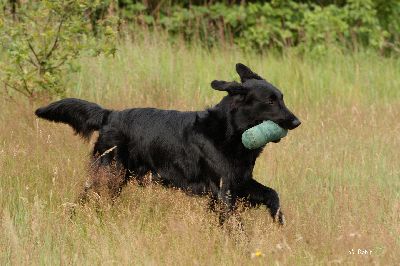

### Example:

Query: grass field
xmin=1 ymin=33 xmax=399 ymax=265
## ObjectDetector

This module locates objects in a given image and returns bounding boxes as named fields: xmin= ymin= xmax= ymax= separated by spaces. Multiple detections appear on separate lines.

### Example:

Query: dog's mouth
xmin=245 ymin=120 xmax=263 ymax=131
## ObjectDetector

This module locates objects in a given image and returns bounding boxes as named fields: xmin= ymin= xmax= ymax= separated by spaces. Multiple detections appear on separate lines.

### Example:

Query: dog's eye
xmin=267 ymin=96 xmax=276 ymax=105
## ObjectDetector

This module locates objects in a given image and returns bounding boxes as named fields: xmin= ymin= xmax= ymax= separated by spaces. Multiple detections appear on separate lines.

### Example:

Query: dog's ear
xmin=211 ymin=80 xmax=248 ymax=95
xmin=236 ymin=63 xmax=263 ymax=83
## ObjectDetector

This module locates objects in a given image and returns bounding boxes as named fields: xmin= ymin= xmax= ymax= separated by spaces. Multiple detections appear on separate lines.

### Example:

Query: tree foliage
xmin=0 ymin=0 xmax=117 ymax=99
xmin=119 ymin=0 xmax=399 ymax=54
xmin=0 ymin=0 xmax=399 ymax=99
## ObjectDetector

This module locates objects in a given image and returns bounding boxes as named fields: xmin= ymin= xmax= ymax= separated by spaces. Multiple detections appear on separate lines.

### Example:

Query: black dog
xmin=35 ymin=63 xmax=300 ymax=225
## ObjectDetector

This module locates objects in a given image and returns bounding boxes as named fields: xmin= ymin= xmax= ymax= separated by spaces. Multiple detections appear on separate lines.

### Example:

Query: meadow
xmin=1 ymin=33 xmax=399 ymax=265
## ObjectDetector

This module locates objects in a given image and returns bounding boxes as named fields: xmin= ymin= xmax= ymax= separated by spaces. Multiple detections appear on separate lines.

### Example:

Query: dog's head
xmin=211 ymin=63 xmax=301 ymax=134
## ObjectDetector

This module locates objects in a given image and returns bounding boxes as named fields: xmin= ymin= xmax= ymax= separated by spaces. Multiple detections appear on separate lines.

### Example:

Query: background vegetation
xmin=0 ymin=0 xmax=399 ymax=265
xmin=1 ymin=0 xmax=399 ymax=98
xmin=120 ymin=0 xmax=400 ymax=54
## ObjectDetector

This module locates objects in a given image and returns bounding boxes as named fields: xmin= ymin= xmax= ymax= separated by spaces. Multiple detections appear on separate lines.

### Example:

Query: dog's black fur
xmin=35 ymin=63 xmax=300 ymax=225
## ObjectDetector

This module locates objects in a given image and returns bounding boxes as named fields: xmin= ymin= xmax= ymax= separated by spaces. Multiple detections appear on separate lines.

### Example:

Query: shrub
xmin=117 ymin=0 xmax=399 ymax=55
xmin=0 ymin=0 xmax=117 ymax=100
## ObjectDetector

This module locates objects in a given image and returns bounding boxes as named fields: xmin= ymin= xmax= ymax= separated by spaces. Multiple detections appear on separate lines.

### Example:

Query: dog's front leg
xmin=216 ymin=179 xmax=239 ymax=225
xmin=237 ymin=179 xmax=285 ymax=225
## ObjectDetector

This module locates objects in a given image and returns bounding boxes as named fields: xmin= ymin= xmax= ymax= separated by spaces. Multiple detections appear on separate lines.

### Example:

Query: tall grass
xmin=1 ymin=33 xmax=399 ymax=265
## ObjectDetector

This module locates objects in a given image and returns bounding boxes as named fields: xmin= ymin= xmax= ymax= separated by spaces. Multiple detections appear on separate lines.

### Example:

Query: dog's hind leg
xmin=91 ymin=128 xmax=134 ymax=202
xmin=77 ymin=143 xmax=123 ymax=205
xmin=237 ymin=179 xmax=285 ymax=225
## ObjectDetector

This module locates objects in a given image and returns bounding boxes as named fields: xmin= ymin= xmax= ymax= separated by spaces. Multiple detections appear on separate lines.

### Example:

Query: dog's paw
xmin=274 ymin=208 xmax=285 ymax=226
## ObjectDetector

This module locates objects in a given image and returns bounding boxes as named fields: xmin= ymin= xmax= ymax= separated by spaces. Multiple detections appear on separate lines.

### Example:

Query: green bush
xmin=1 ymin=0 xmax=398 ymax=100
xmin=0 ymin=0 xmax=117 ymax=100
xmin=119 ymin=0 xmax=398 ymax=54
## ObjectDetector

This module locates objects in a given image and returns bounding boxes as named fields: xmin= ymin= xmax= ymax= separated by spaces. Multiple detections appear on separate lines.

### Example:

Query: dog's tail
xmin=35 ymin=98 xmax=111 ymax=140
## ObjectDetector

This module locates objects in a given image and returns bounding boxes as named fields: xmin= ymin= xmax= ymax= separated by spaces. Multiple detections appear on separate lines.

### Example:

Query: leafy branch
xmin=0 ymin=0 xmax=117 ymax=100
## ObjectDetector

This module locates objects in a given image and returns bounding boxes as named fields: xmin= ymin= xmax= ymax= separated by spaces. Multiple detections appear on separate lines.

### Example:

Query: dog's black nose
xmin=290 ymin=118 xmax=301 ymax=129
